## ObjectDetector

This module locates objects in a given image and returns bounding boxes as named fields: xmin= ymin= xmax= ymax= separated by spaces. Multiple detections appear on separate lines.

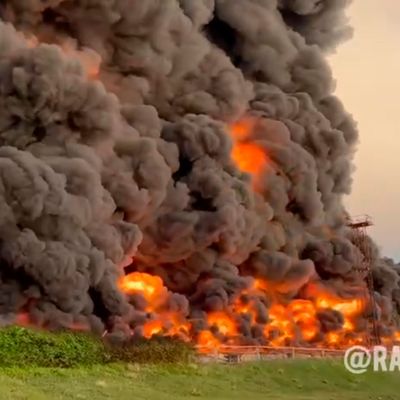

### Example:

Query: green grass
xmin=0 ymin=328 xmax=397 ymax=399
xmin=0 ymin=360 xmax=398 ymax=400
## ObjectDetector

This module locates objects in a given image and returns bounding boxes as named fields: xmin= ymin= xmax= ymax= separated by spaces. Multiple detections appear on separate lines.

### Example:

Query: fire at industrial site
xmin=0 ymin=0 xmax=398 ymax=360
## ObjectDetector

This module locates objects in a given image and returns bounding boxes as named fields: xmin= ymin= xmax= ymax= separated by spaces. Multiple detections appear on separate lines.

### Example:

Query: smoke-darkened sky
xmin=330 ymin=0 xmax=400 ymax=260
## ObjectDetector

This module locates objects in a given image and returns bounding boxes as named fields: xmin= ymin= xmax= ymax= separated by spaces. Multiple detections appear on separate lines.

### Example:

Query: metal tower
xmin=347 ymin=215 xmax=380 ymax=346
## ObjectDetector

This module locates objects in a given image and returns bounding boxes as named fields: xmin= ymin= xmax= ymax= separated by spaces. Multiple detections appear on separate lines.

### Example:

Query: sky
xmin=329 ymin=0 xmax=400 ymax=261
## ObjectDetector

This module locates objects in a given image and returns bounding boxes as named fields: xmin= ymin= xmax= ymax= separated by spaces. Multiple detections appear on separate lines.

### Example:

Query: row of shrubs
xmin=0 ymin=326 xmax=195 ymax=367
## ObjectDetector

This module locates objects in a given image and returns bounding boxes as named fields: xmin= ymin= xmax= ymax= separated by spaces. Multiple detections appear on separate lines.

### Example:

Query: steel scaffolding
xmin=347 ymin=215 xmax=380 ymax=346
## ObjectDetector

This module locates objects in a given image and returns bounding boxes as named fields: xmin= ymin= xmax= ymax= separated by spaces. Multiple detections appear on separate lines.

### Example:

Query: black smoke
xmin=0 ymin=0 xmax=397 ymax=343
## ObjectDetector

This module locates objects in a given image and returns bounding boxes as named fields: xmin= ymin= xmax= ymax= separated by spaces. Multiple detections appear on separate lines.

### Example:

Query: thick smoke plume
xmin=0 ymin=0 xmax=398 ymax=347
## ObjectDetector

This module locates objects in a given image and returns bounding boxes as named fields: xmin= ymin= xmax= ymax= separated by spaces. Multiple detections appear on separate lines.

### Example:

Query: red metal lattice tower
xmin=347 ymin=215 xmax=380 ymax=346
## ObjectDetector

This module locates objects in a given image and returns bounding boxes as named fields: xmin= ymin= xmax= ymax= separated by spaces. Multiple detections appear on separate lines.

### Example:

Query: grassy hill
xmin=0 ymin=360 xmax=398 ymax=400
xmin=0 ymin=327 xmax=397 ymax=400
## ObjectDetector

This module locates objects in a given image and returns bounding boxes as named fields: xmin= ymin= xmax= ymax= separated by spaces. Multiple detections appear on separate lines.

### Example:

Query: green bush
xmin=0 ymin=327 xmax=195 ymax=367
xmin=106 ymin=336 xmax=195 ymax=364
xmin=0 ymin=326 xmax=106 ymax=367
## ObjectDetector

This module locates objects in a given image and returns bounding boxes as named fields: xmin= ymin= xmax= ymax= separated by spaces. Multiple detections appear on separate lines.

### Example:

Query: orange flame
xmin=198 ymin=280 xmax=371 ymax=350
xmin=229 ymin=118 xmax=269 ymax=183
xmin=288 ymin=300 xmax=319 ymax=341
xmin=119 ymin=272 xmax=191 ymax=340
xmin=232 ymin=143 xmax=268 ymax=176
xmin=143 ymin=319 xmax=164 ymax=338
xmin=207 ymin=311 xmax=238 ymax=336
xmin=197 ymin=330 xmax=221 ymax=351
xmin=142 ymin=312 xmax=192 ymax=340
xmin=307 ymin=283 xmax=364 ymax=331
xmin=118 ymin=272 xmax=167 ymax=312
xmin=115 ymin=271 xmax=399 ymax=352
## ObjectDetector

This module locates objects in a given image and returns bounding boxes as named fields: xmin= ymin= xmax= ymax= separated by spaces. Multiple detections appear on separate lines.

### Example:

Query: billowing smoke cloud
xmin=0 ymin=0 xmax=397 ymax=345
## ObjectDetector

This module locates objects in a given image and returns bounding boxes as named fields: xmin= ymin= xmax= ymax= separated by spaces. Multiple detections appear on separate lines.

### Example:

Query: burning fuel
xmin=0 ymin=0 xmax=399 ymax=351
xmin=118 ymin=270 xmax=376 ymax=349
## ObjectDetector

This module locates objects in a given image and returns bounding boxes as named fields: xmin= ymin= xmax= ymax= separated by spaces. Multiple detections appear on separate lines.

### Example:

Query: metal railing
xmin=196 ymin=345 xmax=346 ymax=363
